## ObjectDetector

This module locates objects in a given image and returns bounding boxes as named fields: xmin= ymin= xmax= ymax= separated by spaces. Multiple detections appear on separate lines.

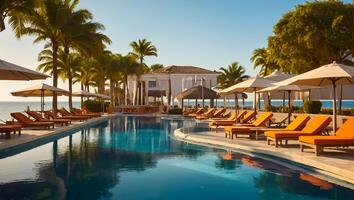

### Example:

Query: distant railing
xmin=116 ymin=105 xmax=163 ymax=114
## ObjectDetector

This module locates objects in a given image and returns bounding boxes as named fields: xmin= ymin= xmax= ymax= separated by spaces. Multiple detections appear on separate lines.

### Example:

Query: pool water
xmin=0 ymin=116 xmax=353 ymax=200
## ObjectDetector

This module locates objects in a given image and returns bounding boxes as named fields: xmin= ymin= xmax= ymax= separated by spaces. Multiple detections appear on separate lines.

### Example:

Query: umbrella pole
xmin=331 ymin=80 xmax=337 ymax=131
xmin=234 ymin=93 xmax=238 ymax=116
xmin=288 ymin=90 xmax=291 ymax=125
xmin=41 ymin=90 xmax=44 ymax=117
xmin=253 ymin=89 xmax=257 ymax=111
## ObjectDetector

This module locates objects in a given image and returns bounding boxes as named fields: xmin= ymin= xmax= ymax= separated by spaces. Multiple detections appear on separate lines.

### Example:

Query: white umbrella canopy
xmin=219 ymin=76 xmax=276 ymax=111
xmin=0 ymin=59 xmax=49 ymax=80
xmin=72 ymin=90 xmax=97 ymax=97
xmin=288 ymin=61 xmax=354 ymax=131
xmin=11 ymin=83 xmax=69 ymax=114
xmin=259 ymin=78 xmax=321 ymax=124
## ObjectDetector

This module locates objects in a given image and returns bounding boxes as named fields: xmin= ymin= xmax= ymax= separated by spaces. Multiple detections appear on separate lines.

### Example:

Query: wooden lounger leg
xmin=300 ymin=144 xmax=304 ymax=152
xmin=315 ymin=145 xmax=323 ymax=156
xmin=267 ymin=137 xmax=270 ymax=145
xmin=275 ymin=139 xmax=279 ymax=148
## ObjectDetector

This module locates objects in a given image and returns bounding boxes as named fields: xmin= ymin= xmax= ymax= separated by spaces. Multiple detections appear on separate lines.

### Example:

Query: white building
xmin=127 ymin=65 xmax=220 ymax=106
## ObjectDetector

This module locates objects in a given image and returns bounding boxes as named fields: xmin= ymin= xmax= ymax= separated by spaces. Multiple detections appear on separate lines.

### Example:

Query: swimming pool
xmin=0 ymin=116 xmax=353 ymax=200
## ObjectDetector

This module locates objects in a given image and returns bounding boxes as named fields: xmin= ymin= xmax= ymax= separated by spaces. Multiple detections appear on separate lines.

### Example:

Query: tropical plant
xmin=150 ymin=63 xmax=164 ymax=71
xmin=118 ymin=54 xmax=140 ymax=105
xmin=250 ymin=48 xmax=280 ymax=76
xmin=129 ymin=38 xmax=157 ymax=105
xmin=267 ymin=0 xmax=353 ymax=73
xmin=13 ymin=0 xmax=71 ymax=112
xmin=38 ymin=47 xmax=82 ymax=109
xmin=0 ymin=0 xmax=38 ymax=32
xmin=217 ymin=62 xmax=250 ymax=89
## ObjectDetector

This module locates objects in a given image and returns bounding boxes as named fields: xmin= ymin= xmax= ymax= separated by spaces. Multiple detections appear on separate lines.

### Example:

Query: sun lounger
xmin=239 ymin=115 xmax=312 ymax=140
xmin=209 ymin=110 xmax=247 ymax=128
xmin=186 ymin=108 xmax=204 ymax=117
xmin=58 ymin=108 xmax=92 ymax=120
xmin=299 ymin=117 xmax=354 ymax=156
xmin=224 ymin=112 xmax=274 ymax=139
xmin=44 ymin=110 xmax=88 ymax=121
xmin=211 ymin=108 xmax=226 ymax=118
xmin=10 ymin=112 xmax=54 ymax=129
xmin=265 ymin=116 xmax=332 ymax=147
xmin=0 ymin=124 xmax=22 ymax=138
xmin=195 ymin=108 xmax=216 ymax=120
xmin=26 ymin=110 xmax=70 ymax=126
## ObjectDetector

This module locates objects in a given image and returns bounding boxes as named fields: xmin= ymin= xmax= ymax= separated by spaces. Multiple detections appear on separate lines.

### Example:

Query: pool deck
xmin=174 ymin=127 xmax=354 ymax=188
xmin=0 ymin=114 xmax=118 ymax=154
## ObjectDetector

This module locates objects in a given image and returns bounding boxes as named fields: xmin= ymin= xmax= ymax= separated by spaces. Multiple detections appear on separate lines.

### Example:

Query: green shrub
xmin=168 ymin=108 xmax=183 ymax=115
xmin=320 ymin=108 xmax=333 ymax=115
xmin=302 ymin=100 xmax=322 ymax=114
xmin=83 ymin=99 xmax=108 ymax=112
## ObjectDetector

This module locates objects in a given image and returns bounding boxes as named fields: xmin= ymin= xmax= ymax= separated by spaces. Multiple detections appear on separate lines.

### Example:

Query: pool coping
xmin=174 ymin=128 xmax=354 ymax=189
xmin=0 ymin=114 xmax=119 ymax=158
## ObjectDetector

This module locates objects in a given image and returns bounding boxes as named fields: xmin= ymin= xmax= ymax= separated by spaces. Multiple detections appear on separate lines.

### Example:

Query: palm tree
xmin=119 ymin=55 xmax=141 ymax=105
xmin=217 ymin=62 xmax=249 ymax=89
xmin=73 ymin=58 xmax=95 ymax=92
xmin=59 ymin=0 xmax=111 ymax=108
xmin=250 ymin=48 xmax=279 ymax=77
xmin=129 ymin=38 xmax=157 ymax=105
xmin=0 ymin=0 xmax=38 ymax=32
xmin=14 ymin=0 xmax=70 ymax=112
xmin=150 ymin=63 xmax=163 ymax=71
xmin=38 ymin=48 xmax=82 ymax=110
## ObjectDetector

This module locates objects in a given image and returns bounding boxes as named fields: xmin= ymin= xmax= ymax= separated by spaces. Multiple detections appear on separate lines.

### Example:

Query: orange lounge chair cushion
xmin=299 ymin=135 xmax=354 ymax=145
xmin=252 ymin=112 xmax=273 ymax=127
xmin=285 ymin=115 xmax=311 ymax=131
xmin=265 ymin=130 xmax=310 ymax=139
xmin=241 ymin=111 xmax=256 ymax=123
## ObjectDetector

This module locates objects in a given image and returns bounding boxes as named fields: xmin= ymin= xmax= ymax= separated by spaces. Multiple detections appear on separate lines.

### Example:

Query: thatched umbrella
xmin=176 ymin=85 xmax=218 ymax=108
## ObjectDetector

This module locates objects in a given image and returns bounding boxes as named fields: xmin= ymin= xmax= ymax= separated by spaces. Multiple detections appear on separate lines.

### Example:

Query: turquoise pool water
xmin=0 ymin=116 xmax=353 ymax=200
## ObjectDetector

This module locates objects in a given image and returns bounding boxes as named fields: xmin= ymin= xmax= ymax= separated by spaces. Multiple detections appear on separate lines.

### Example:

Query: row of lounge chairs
xmin=198 ymin=109 xmax=354 ymax=156
xmin=0 ymin=107 xmax=102 ymax=139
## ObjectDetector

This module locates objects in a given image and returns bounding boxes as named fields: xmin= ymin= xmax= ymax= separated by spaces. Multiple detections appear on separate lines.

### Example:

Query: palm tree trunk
xmin=110 ymin=78 xmax=115 ymax=107
xmin=68 ymin=73 xmax=73 ymax=110
xmin=64 ymin=45 xmax=73 ymax=110
xmin=80 ymin=82 xmax=84 ymax=108
xmin=52 ymin=41 xmax=59 ymax=113
xmin=0 ymin=15 xmax=5 ymax=32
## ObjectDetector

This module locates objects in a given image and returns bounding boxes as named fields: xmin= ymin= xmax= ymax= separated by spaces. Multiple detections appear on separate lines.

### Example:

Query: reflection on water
xmin=0 ymin=116 xmax=353 ymax=200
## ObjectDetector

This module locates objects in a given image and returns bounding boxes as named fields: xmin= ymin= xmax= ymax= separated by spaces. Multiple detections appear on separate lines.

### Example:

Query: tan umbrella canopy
xmin=12 ymin=83 xmax=69 ymax=114
xmin=0 ymin=59 xmax=49 ymax=80
xmin=258 ymin=78 xmax=320 ymax=124
xmin=219 ymin=76 xmax=275 ymax=111
xmin=72 ymin=90 xmax=98 ymax=108
xmin=72 ymin=90 xmax=97 ymax=97
xmin=288 ymin=61 xmax=354 ymax=130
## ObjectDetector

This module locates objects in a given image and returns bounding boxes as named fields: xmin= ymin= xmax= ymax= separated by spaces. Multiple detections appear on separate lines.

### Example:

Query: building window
xmin=148 ymin=81 xmax=157 ymax=88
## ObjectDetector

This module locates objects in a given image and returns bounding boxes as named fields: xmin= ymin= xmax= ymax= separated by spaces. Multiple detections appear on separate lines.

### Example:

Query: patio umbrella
xmin=95 ymin=93 xmax=111 ymax=112
xmin=219 ymin=76 xmax=275 ymax=111
xmin=11 ymin=83 xmax=69 ymax=114
xmin=72 ymin=90 xmax=98 ymax=107
xmin=176 ymin=85 xmax=219 ymax=108
xmin=288 ymin=61 xmax=354 ymax=131
xmin=258 ymin=78 xmax=320 ymax=124
xmin=0 ymin=59 xmax=49 ymax=80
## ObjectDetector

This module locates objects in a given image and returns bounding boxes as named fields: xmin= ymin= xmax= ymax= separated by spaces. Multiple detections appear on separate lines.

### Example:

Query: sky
xmin=0 ymin=0 xmax=350 ymax=101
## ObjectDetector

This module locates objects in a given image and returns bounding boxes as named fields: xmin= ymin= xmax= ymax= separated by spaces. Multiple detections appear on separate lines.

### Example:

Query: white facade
xmin=127 ymin=66 xmax=220 ymax=105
